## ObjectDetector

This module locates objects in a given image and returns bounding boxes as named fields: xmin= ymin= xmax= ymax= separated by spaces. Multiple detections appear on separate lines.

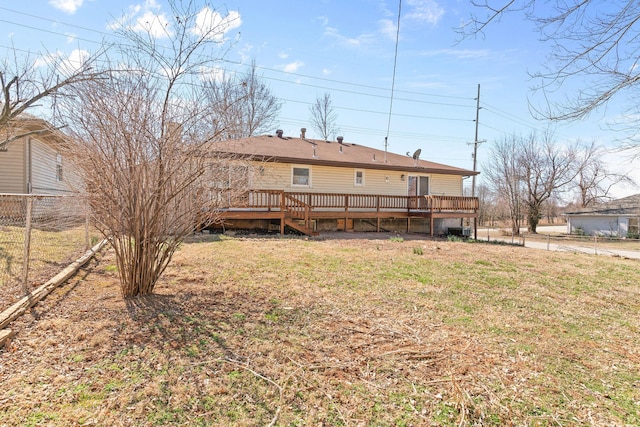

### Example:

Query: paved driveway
xmin=478 ymin=225 xmax=640 ymax=260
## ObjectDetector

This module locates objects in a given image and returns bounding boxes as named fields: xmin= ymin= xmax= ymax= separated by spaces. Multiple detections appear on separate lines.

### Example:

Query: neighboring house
xmin=0 ymin=117 xmax=75 ymax=195
xmin=565 ymin=194 xmax=640 ymax=238
xmin=209 ymin=129 xmax=479 ymax=235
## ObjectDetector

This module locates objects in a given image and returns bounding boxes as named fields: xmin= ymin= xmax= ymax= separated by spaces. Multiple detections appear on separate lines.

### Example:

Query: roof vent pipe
xmin=300 ymin=128 xmax=306 ymax=139
xmin=276 ymin=129 xmax=283 ymax=138
xmin=337 ymin=136 xmax=344 ymax=144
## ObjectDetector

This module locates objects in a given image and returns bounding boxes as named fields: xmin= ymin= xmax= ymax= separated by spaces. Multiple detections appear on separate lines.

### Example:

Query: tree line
xmin=478 ymin=132 xmax=633 ymax=234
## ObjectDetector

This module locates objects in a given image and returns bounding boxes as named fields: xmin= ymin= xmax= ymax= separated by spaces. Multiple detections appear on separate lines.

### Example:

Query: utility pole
xmin=472 ymin=83 xmax=481 ymax=198
xmin=470 ymin=84 xmax=485 ymax=241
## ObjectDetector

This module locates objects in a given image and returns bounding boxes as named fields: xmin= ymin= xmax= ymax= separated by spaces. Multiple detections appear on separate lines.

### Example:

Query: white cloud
xmin=283 ymin=60 xmax=304 ymax=73
xmin=198 ymin=66 xmax=225 ymax=82
xmin=192 ymin=7 xmax=242 ymax=41
xmin=60 ymin=49 xmax=90 ymax=75
xmin=34 ymin=52 xmax=61 ymax=69
xmin=324 ymin=26 xmax=375 ymax=47
xmin=379 ymin=19 xmax=398 ymax=40
xmin=320 ymin=15 xmax=375 ymax=48
xmin=37 ymin=49 xmax=91 ymax=76
xmin=322 ymin=68 xmax=332 ymax=76
xmin=107 ymin=0 xmax=171 ymax=38
xmin=49 ymin=0 xmax=83 ymax=14
xmin=65 ymin=32 xmax=77 ymax=43
xmin=405 ymin=0 xmax=444 ymax=25
xmin=131 ymin=10 xmax=172 ymax=38
xmin=238 ymin=43 xmax=254 ymax=63
xmin=278 ymin=52 xmax=289 ymax=59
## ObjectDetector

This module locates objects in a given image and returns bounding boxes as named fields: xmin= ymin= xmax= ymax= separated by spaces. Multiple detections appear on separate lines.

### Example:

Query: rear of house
xmin=208 ymin=130 xmax=478 ymax=235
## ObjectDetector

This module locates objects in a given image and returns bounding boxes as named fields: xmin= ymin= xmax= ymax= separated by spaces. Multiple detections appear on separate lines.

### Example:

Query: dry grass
xmin=1 ymin=234 xmax=639 ymax=426
xmin=0 ymin=225 xmax=93 ymax=309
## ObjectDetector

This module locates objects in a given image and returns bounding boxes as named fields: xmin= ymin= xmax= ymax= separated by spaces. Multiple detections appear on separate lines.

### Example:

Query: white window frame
xmin=354 ymin=169 xmax=365 ymax=186
xmin=291 ymin=165 xmax=311 ymax=187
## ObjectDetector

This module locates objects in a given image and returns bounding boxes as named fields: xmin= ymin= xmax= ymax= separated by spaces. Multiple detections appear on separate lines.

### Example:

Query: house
xmin=0 ymin=116 xmax=75 ymax=195
xmin=207 ymin=129 xmax=479 ymax=236
xmin=565 ymin=194 xmax=640 ymax=238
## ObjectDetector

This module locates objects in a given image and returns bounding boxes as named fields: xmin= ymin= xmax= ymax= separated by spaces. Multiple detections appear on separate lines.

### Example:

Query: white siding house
xmin=0 ymin=119 xmax=75 ymax=195
xmin=565 ymin=194 xmax=640 ymax=238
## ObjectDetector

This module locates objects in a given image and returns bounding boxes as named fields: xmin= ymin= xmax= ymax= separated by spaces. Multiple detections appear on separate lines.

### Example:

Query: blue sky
xmin=2 ymin=0 xmax=637 ymax=196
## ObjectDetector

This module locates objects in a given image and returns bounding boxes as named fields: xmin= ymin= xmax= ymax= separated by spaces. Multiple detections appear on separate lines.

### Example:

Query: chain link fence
xmin=0 ymin=194 xmax=99 ymax=312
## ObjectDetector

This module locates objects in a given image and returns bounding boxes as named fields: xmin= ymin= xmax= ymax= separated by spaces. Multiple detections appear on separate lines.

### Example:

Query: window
xmin=56 ymin=153 xmax=63 ymax=182
xmin=354 ymin=170 xmax=364 ymax=186
xmin=292 ymin=167 xmax=310 ymax=186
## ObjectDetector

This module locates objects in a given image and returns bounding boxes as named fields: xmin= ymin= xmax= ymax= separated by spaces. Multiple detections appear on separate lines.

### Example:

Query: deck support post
xmin=280 ymin=191 xmax=286 ymax=235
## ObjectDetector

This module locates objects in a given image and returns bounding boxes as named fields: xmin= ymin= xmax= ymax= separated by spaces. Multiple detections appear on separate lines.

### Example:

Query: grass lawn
xmin=1 ymin=234 xmax=639 ymax=426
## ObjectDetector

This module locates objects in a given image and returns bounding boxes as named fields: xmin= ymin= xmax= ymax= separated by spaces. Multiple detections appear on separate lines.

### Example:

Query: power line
xmin=385 ymin=0 xmax=403 ymax=151
xmin=280 ymin=98 xmax=472 ymax=122
xmin=0 ymin=6 xmax=476 ymax=103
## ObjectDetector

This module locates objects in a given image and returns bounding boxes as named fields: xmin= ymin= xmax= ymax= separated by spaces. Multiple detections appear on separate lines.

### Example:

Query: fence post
xmin=21 ymin=196 xmax=33 ymax=296
xmin=594 ymin=234 xmax=598 ymax=255
xmin=547 ymin=234 xmax=550 ymax=251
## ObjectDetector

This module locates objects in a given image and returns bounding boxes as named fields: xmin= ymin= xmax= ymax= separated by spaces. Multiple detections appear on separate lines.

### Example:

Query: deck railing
xmin=233 ymin=190 xmax=478 ymax=213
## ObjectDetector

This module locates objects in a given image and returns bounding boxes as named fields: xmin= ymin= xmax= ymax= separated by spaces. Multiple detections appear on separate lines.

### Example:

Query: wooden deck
xmin=212 ymin=190 xmax=479 ymax=236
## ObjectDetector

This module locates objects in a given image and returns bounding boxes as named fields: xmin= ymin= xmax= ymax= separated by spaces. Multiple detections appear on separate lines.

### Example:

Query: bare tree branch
xmin=460 ymin=1 xmax=640 ymax=149
xmin=1 ymin=46 xmax=105 ymax=148
xmin=309 ymin=92 xmax=338 ymax=141
xmin=59 ymin=0 xmax=250 ymax=298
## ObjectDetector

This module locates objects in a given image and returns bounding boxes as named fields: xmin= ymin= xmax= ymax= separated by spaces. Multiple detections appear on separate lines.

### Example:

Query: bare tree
xmin=574 ymin=141 xmax=636 ymax=207
xmin=519 ymin=131 xmax=580 ymax=233
xmin=309 ymin=92 xmax=338 ymax=141
xmin=204 ymin=60 xmax=281 ymax=139
xmin=483 ymin=134 xmax=524 ymax=235
xmin=483 ymin=131 xmax=581 ymax=234
xmin=459 ymin=1 xmax=640 ymax=149
xmin=60 ymin=0 xmax=249 ymax=298
xmin=1 ymin=47 xmax=103 ymax=149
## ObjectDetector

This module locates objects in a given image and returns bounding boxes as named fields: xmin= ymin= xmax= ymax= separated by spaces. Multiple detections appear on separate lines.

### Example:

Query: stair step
xmin=284 ymin=219 xmax=319 ymax=236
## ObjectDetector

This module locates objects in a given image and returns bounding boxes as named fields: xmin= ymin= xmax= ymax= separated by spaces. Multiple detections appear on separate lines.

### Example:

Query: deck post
xmin=280 ymin=191 xmax=285 ymax=235
xmin=344 ymin=195 xmax=349 ymax=231
xmin=430 ymin=215 xmax=434 ymax=237
xmin=376 ymin=196 xmax=380 ymax=232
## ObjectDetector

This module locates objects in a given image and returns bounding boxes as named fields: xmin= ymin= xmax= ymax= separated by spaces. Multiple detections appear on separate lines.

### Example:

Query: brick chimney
xmin=300 ymin=128 xmax=307 ymax=139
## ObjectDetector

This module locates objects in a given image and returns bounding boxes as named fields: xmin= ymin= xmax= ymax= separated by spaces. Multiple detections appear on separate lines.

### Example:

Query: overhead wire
xmin=385 ymin=0 xmax=403 ymax=153
xmin=2 ymin=3 xmax=562 ymax=155
xmin=0 ymin=5 xmax=475 ymax=104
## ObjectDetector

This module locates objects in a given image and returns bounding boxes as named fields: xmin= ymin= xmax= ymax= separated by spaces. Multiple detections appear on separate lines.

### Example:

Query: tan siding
xmin=0 ymin=138 xmax=26 ymax=193
xmin=253 ymin=162 xmax=463 ymax=196
xmin=430 ymin=174 xmax=463 ymax=196
xmin=252 ymin=161 xmax=290 ymax=189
